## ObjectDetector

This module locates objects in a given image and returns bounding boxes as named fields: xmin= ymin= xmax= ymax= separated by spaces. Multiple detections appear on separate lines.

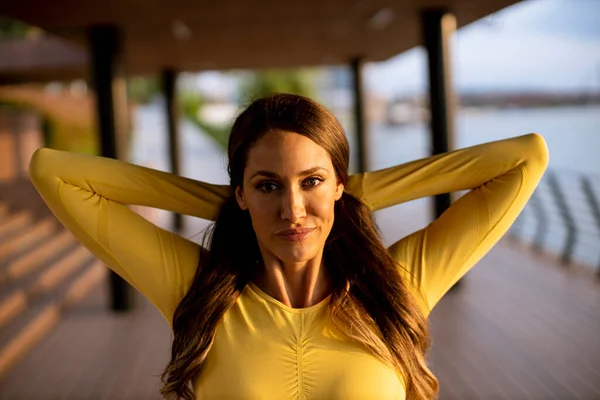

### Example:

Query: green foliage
xmin=0 ymin=16 xmax=38 ymax=38
xmin=0 ymin=99 xmax=98 ymax=154
xmin=181 ymin=69 xmax=318 ymax=150
xmin=239 ymin=69 xmax=316 ymax=101
xmin=181 ymin=92 xmax=231 ymax=149
xmin=127 ymin=76 xmax=161 ymax=105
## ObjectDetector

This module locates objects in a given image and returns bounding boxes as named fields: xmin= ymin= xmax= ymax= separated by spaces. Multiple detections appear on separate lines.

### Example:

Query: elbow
xmin=524 ymin=133 xmax=550 ymax=173
xmin=28 ymin=147 xmax=53 ymax=183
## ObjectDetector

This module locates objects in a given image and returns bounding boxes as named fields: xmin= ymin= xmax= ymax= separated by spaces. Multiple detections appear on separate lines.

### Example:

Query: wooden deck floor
xmin=428 ymin=241 xmax=600 ymax=400
xmin=1 ymin=237 xmax=599 ymax=400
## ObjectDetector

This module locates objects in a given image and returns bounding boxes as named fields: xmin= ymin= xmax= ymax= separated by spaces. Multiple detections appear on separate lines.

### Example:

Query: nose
xmin=280 ymin=186 xmax=306 ymax=223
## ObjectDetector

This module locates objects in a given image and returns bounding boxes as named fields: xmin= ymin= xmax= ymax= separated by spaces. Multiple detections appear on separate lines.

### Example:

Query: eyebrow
xmin=250 ymin=166 xmax=328 ymax=180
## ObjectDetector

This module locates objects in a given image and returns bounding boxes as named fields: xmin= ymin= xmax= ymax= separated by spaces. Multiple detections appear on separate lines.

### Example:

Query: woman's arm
xmin=29 ymin=148 xmax=230 ymax=324
xmin=346 ymin=133 xmax=549 ymax=315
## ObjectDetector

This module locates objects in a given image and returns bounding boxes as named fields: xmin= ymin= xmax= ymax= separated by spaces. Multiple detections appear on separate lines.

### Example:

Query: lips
xmin=275 ymin=227 xmax=316 ymax=242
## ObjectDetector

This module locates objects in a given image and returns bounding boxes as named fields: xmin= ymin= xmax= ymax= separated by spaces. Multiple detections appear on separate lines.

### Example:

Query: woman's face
xmin=235 ymin=130 xmax=344 ymax=264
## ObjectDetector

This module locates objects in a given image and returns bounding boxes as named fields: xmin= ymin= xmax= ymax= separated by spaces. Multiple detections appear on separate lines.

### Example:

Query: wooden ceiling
xmin=1 ymin=0 xmax=519 ymax=77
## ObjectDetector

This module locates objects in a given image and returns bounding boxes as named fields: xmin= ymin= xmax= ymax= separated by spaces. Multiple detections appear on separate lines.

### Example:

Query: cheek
xmin=306 ymin=196 xmax=336 ymax=224
xmin=246 ymin=196 xmax=278 ymax=231
xmin=315 ymin=182 xmax=339 ymax=214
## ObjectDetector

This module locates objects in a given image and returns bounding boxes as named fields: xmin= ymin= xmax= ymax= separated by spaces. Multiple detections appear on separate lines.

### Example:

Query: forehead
xmin=245 ymin=130 xmax=333 ymax=175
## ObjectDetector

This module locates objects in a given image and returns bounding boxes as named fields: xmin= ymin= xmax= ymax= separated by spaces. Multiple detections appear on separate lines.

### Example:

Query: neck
xmin=254 ymin=248 xmax=331 ymax=308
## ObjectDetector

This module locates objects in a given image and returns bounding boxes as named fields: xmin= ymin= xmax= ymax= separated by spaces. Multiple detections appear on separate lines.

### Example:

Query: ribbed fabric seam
xmin=296 ymin=315 xmax=305 ymax=400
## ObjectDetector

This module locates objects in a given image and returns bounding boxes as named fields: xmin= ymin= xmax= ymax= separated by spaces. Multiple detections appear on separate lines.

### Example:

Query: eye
xmin=303 ymin=176 xmax=323 ymax=188
xmin=257 ymin=181 xmax=280 ymax=193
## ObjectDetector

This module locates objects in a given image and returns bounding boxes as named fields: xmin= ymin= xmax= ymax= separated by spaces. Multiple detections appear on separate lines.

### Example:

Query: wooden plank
xmin=0 ymin=210 xmax=31 ymax=239
xmin=0 ymin=218 xmax=55 ymax=260
xmin=4 ymin=230 xmax=75 ymax=283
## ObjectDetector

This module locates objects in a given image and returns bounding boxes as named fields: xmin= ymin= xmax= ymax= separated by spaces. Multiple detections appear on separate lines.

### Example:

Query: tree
xmin=0 ymin=16 xmax=41 ymax=38
xmin=183 ymin=69 xmax=318 ymax=150
xmin=127 ymin=76 xmax=161 ymax=105
xmin=238 ymin=69 xmax=317 ymax=101
xmin=181 ymin=91 xmax=231 ymax=149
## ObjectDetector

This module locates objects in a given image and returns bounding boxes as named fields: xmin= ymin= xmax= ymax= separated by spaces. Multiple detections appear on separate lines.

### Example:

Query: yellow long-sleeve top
xmin=29 ymin=133 xmax=549 ymax=399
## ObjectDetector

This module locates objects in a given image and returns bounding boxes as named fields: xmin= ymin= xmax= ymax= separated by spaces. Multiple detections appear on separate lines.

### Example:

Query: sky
xmin=365 ymin=0 xmax=600 ymax=96
xmin=195 ymin=0 xmax=600 ymax=98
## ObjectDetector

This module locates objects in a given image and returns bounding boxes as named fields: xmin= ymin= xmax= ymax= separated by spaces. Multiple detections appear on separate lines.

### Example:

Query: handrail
xmin=546 ymin=171 xmax=577 ymax=265
xmin=510 ymin=168 xmax=600 ymax=275
xmin=581 ymin=176 xmax=600 ymax=275
xmin=528 ymin=191 xmax=548 ymax=253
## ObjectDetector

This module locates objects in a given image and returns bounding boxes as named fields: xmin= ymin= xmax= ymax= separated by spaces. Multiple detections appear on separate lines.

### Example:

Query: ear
xmin=235 ymin=186 xmax=248 ymax=210
xmin=334 ymin=181 xmax=344 ymax=201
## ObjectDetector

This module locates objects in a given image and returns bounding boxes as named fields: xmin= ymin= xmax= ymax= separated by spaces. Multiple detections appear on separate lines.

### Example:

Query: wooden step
xmin=0 ymin=218 xmax=55 ymax=261
xmin=0 ymin=259 xmax=105 ymax=380
xmin=0 ymin=235 xmax=79 ymax=296
xmin=0 ymin=211 xmax=32 ymax=240
xmin=29 ymin=246 xmax=92 ymax=296
xmin=0 ymin=245 xmax=92 ymax=329
xmin=0 ymin=230 xmax=75 ymax=286
xmin=0 ymin=292 xmax=27 ymax=331
xmin=0 ymin=303 xmax=61 ymax=379
xmin=0 ymin=203 xmax=7 ymax=219
xmin=61 ymin=260 xmax=106 ymax=309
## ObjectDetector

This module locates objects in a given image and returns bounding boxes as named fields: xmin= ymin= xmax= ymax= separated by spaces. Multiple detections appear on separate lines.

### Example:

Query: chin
xmin=274 ymin=244 xmax=320 ymax=263
xmin=276 ymin=251 xmax=317 ymax=264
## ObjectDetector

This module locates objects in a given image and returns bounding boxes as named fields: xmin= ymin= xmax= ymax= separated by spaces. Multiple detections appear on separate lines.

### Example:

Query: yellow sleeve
xmin=345 ymin=133 xmax=549 ymax=315
xmin=28 ymin=148 xmax=231 ymax=324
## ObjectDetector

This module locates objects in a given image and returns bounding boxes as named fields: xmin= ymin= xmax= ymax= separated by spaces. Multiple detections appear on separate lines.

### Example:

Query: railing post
xmin=581 ymin=176 xmax=600 ymax=276
xmin=529 ymin=191 xmax=548 ymax=253
xmin=547 ymin=171 xmax=577 ymax=265
xmin=508 ymin=209 xmax=526 ymax=240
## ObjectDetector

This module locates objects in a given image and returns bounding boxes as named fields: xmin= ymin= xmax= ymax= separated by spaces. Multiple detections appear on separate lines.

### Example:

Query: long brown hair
xmin=161 ymin=93 xmax=438 ymax=399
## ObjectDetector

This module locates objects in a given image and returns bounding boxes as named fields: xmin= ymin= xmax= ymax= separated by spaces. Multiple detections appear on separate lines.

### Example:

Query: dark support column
xmin=88 ymin=25 xmax=132 ymax=311
xmin=422 ymin=9 xmax=459 ymax=288
xmin=162 ymin=69 xmax=183 ymax=232
xmin=350 ymin=58 xmax=368 ymax=173
xmin=421 ymin=9 xmax=456 ymax=219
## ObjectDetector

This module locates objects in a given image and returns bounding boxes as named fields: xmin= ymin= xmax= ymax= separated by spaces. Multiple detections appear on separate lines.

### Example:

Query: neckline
xmin=245 ymin=281 xmax=332 ymax=314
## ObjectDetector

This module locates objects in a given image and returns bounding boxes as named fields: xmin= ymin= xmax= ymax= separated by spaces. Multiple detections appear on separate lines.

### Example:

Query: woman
xmin=29 ymin=93 xmax=549 ymax=400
